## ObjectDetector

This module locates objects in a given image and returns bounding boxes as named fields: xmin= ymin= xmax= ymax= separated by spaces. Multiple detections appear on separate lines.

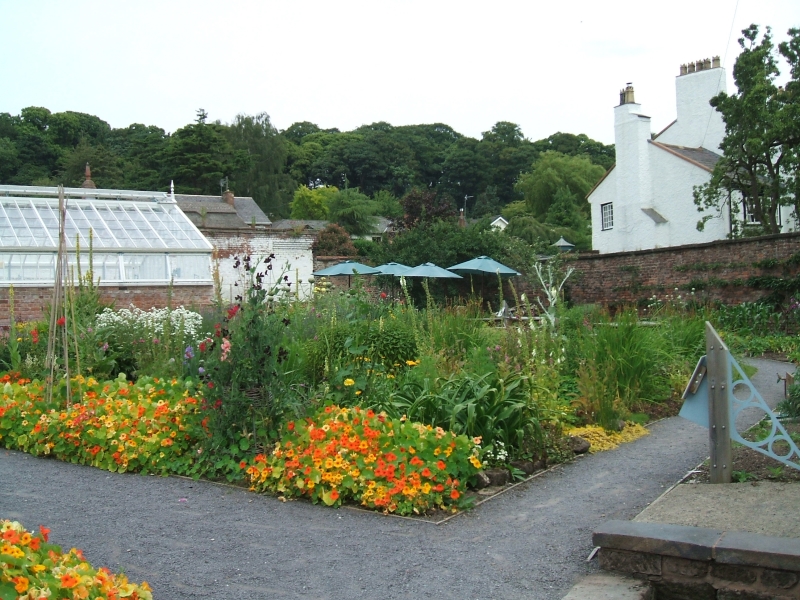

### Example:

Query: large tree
xmin=516 ymin=151 xmax=605 ymax=219
xmin=695 ymin=25 xmax=800 ymax=235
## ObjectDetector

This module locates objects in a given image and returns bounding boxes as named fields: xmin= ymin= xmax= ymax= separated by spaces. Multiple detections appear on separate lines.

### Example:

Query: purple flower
xmin=198 ymin=367 xmax=205 ymax=374
xmin=185 ymin=346 xmax=195 ymax=360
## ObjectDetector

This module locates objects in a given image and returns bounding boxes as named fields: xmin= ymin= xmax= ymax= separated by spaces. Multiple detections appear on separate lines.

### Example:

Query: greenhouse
xmin=0 ymin=185 xmax=214 ymax=285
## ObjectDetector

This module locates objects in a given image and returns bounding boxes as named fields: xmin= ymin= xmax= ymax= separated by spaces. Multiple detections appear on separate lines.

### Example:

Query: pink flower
xmin=220 ymin=338 xmax=231 ymax=362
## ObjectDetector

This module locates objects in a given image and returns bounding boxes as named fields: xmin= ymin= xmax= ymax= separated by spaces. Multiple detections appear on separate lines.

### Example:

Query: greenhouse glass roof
xmin=0 ymin=185 xmax=213 ymax=285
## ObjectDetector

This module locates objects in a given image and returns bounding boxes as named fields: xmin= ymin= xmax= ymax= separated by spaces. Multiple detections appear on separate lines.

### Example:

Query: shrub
xmin=0 ymin=519 xmax=152 ymax=599
xmin=241 ymin=405 xmax=481 ymax=515
xmin=778 ymin=383 xmax=800 ymax=418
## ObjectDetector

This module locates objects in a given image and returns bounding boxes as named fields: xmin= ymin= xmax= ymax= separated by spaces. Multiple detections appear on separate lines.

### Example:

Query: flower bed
xmin=0 ymin=373 xmax=207 ymax=476
xmin=0 ymin=519 xmax=152 ymax=600
xmin=241 ymin=405 xmax=482 ymax=515
xmin=564 ymin=422 xmax=650 ymax=453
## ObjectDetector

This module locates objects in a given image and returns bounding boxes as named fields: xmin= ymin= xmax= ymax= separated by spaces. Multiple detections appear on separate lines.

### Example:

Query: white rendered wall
xmin=204 ymin=231 xmax=316 ymax=301
xmin=656 ymin=67 xmax=727 ymax=151
xmin=590 ymin=143 xmax=729 ymax=254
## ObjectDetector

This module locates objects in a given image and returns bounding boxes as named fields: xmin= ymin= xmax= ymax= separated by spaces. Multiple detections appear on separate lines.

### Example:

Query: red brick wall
xmin=0 ymin=285 xmax=214 ymax=327
xmin=565 ymin=232 xmax=800 ymax=307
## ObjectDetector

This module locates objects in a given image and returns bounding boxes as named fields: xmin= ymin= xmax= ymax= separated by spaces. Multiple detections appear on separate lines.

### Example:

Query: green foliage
xmin=311 ymin=223 xmax=358 ymax=256
xmin=778 ymin=382 xmax=800 ymax=418
xmin=327 ymin=188 xmax=379 ymax=235
xmin=531 ymin=131 xmax=616 ymax=170
xmin=516 ymin=151 xmax=605 ymax=219
xmin=694 ymin=25 xmax=800 ymax=235
xmin=397 ymin=188 xmax=457 ymax=230
xmin=290 ymin=184 xmax=338 ymax=219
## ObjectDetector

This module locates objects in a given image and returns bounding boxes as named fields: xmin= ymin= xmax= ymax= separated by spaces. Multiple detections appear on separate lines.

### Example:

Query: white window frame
xmin=601 ymin=203 xmax=614 ymax=230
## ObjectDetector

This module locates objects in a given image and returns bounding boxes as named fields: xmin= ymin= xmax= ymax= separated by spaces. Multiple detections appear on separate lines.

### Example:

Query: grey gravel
xmin=0 ymin=358 xmax=788 ymax=599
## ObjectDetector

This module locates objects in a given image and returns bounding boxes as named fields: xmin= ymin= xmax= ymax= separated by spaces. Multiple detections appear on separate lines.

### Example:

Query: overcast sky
xmin=1 ymin=1 xmax=797 ymax=145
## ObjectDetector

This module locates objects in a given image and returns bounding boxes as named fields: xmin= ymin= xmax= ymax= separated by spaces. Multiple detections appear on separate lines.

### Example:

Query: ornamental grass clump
xmin=0 ymin=372 xmax=208 ymax=476
xmin=0 ymin=519 xmax=152 ymax=600
xmin=241 ymin=405 xmax=482 ymax=515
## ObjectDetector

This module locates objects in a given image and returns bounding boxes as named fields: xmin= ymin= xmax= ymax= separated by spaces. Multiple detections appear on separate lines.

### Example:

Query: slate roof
xmin=175 ymin=194 xmax=271 ymax=228
xmin=270 ymin=219 xmax=328 ymax=232
xmin=649 ymin=141 xmax=721 ymax=172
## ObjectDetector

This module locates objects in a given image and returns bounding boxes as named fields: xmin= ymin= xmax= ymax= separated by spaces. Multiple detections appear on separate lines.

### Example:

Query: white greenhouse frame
xmin=0 ymin=185 xmax=214 ymax=286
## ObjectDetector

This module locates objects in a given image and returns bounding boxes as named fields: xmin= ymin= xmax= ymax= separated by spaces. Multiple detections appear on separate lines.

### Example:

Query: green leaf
xmin=239 ymin=438 xmax=251 ymax=451
xmin=0 ymin=582 xmax=18 ymax=600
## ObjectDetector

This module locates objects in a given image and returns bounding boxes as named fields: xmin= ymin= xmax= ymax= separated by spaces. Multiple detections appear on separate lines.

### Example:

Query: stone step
xmin=560 ymin=572 xmax=650 ymax=600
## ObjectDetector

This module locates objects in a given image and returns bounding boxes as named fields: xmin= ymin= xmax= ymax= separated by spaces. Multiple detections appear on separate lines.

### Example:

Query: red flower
xmin=56 ymin=316 xmax=66 ymax=327
xmin=450 ymin=489 xmax=460 ymax=500
xmin=227 ymin=305 xmax=240 ymax=319
xmin=39 ymin=526 xmax=50 ymax=542
xmin=31 ymin=329 xmax=39 ymax=344
xmin=437 ymin=460 xmax=446 ymax=470
xmin=240 ymin=461 xmax=247 ymax=469
xmin=287 ymin=422 xmax=295 ymax=431
xmin=330 ymin=489 xmax=340 ymax=501
xmin=380 ymin=292 xmax=387 ymax=299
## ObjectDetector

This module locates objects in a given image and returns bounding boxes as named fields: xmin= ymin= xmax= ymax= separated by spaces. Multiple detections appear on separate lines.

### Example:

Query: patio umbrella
xmin=402 ymin=263 xmax=463 ymax=279
xmin=374 ymin=262 xmax=412 ymax=276
xmin=374 ymin=262 xmax=411 ymax=299
xmin=312 ymin=260 xmax=380 ymax=276
xmin=446 ymin=256 xmax=520 ymax=277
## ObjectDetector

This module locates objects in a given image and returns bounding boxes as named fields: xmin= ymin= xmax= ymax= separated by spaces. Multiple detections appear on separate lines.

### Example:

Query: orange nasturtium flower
xmin=60 ymin=574 xmax=80 ymax=588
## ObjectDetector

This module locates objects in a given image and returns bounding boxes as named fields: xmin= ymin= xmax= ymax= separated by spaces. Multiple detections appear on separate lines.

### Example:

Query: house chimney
xmin=660 ymin=54 xmax=727 ymax=151
xmin=222 ymin=189 xmax=235 ymax=206
xmin=458 ymin=208 xmax=466 ymax=228
xmin=619 ymin=83 xmax=635 ymax=105
xmin=680 ymin=64 xmax=688 ymax=76
xmin=81 ymin=163 xmax=96 ymax=189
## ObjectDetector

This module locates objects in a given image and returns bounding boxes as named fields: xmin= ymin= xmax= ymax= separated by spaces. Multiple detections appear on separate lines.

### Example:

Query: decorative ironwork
xmin=728 ymin=354 xmax=800 ymax=472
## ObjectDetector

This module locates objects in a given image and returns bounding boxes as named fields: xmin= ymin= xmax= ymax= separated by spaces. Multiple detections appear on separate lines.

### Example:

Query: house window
xmin=743 ymin=201 xmax=760 ymax=224
xmin=601 ymin=203 xmax=614 ymax=230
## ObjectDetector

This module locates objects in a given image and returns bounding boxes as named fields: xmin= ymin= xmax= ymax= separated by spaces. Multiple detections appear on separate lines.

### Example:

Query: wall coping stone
xmin=574 ymin=231 xmax=800 ymax=262
xmin=594 ymin=520 xmax=800 ymax=571
xmin=594 ymin=520 xmax=723 ymax=561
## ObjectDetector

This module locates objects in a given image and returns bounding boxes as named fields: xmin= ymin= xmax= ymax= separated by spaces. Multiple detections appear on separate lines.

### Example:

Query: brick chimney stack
xmin=81 ymin=163 xmax=96 ymax=189
xmin=222 ymin=189 xmax=235 ymax=206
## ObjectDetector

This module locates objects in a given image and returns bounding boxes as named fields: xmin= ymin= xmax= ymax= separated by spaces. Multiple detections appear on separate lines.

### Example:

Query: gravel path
xmin=0 ymin=358 xmax=790 ymax=600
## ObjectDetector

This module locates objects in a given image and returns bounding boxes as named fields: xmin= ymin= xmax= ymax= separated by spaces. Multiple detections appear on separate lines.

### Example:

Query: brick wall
xmin=565 ymin=232 xmax=800 ymax=307
xmin=0 ymin=284 xmax=214 ymax=327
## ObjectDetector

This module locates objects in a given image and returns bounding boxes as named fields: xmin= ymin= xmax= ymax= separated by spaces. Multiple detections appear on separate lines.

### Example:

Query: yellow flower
xmin=355 ymin=390 xmax=362 ymax=396
xmin=469 ymin=456 xmax=482 ymax=469
xmin=343 ymin=378 xmax=355 ymax=387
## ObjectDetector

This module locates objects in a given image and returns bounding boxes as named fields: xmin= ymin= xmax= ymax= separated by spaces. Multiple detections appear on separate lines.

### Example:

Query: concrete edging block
xmin=715 ymin=531 xmax=800 ymax=572
xmin=593 ymin=520 xmax=723 ymax=561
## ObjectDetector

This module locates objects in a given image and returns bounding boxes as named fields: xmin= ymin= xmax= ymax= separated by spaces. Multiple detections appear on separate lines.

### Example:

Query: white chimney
xmin=614 ymin=84 xmax=652 ymax=216
xmin=658 ymin=58 xmax=726 ymax=151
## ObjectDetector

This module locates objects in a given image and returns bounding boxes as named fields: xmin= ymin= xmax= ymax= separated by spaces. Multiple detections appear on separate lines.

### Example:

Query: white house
xmin=589 ymin=57 xmax=734 ymax=254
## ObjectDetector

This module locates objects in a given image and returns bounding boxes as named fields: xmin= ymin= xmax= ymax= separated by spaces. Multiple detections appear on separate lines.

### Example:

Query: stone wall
xmin=566 ymin=232 xmax=800 ymax=308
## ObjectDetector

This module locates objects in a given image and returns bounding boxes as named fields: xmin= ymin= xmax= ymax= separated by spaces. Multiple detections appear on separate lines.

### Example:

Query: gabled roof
xmin=649 ymin=141 xmax=721 ymax=172
xmin=270 ymin=219 xmax=328 ymax=232
xmin=653 ymin=119 xmax=677 ymax=140
xmin=586 ymin=164 xmax=616 ymax=200
xmin=176 ymin=194 xmax=271 ymax=228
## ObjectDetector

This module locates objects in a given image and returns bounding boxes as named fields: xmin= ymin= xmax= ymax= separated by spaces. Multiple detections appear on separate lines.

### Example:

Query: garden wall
xmin=0 ymin=284 xmax=214 ymax=327
xmin=202 ymin=229 xmax=316 ymax=301
xmin=566 ymin=232 xmax=800 ymax=308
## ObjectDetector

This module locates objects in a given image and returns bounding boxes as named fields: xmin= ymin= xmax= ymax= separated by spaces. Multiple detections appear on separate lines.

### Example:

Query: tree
xmin=397 ymin=188 xmax=457 ymax=230
xmin=311 ymin=223 xmax=358 ymax=257
xmin=225 ymin=113 xmax=293 ymax=218
xmin=165 ymin=109 xmax=243 ymax=195
xmin=516 ymin=151 xmax=605 ymax=219
xmin=290 ymin=185 xmax=338 ymax=219
xmin=57 ymin=139 xmax=124 ymax=188
xmin=532 ymin=132 xmax=615 ymax=170
xmin=326 ymin=188 xmax=378 ymax=235
xmin=694 ymin=25 xmax=800 ymax=235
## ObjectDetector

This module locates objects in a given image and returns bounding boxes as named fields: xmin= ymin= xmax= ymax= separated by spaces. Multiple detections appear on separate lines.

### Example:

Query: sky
xmin=1 ymin=1 xmax=798 ymax=145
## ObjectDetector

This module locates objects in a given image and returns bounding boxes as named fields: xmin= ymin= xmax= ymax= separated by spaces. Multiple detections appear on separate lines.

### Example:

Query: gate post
xmin=706 ymin=322 xmax=732 ymax=483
